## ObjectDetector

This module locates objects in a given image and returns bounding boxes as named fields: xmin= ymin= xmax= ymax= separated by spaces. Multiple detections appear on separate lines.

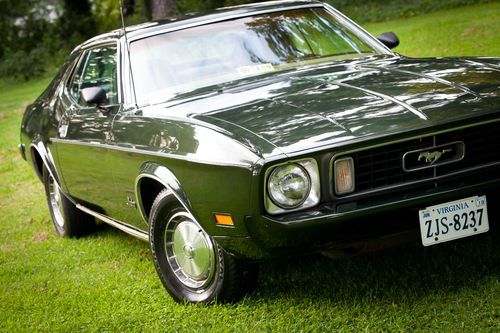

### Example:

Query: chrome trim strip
xmin=50 ymin=138 xmax=253 ymax=169
xmin=134 ymin=173 xmax=209 ymax=236
xmin=402 ymin=141 xmax=465 ymax=172
xmin=126 ymin=4 xmax=324 ymax=43
xmin=328 ymin=118 xmax=500 ymax=198
xmin=463 ymin=59 xmax=500 ymax=72
xmin=361 ymin=65 xmax=481 ymax=99
xmin=29 ymin=142 xmax=62 ymax=186
xmin=76 ymin=204 xmax=149 ymax=241
xmin=134 ymin=173 xmax=191 ymax=225
xmin=322 ymin=2 xmax=392 ymax=54
xmin=334 ymin=81 xmax=429 ymax=120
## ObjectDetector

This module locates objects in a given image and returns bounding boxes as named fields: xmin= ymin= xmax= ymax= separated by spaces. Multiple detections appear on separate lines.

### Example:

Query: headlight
xmin=268 ymin=164 xmax=311 ymax=208
xmin=265 ymin=159 xmax=320 ymax=214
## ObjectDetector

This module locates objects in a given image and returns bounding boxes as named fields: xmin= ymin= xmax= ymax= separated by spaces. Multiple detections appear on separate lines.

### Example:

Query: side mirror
xmin=377 ymin=32 xmax=400 ymax=49
xmin=80 ymin=87 xmax=107 ymax=107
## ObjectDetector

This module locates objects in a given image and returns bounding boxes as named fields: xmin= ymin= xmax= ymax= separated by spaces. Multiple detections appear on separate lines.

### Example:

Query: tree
xmin=151 ymin=0 xmax=176 ymax=20
xmin=58 ymin=0 xmax=97 ymax=41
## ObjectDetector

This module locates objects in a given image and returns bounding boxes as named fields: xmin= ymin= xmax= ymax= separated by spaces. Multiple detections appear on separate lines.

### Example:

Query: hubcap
xmin=48 ymin=175 xmax=64 ymax=228
xmin=164 ymin=212 xmax=215 ymax=289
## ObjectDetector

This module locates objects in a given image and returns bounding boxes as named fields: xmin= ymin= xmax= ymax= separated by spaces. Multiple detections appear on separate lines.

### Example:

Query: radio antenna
xmin=119 ymin=0 xmax=138 ymax=107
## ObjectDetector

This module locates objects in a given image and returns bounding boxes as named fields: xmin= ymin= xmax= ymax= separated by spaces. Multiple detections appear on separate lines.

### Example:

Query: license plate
xmin=418 ymin=195 xmax=489 ymax=246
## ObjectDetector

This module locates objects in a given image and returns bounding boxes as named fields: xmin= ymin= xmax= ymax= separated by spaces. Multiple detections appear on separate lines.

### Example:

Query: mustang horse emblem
xmin=418 ymin=149 xmax=452 ymax=165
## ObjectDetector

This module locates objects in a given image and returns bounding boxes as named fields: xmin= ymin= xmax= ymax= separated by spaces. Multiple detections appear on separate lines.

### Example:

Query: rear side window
xmin=68 ymin=45 xmax=118 ymax=105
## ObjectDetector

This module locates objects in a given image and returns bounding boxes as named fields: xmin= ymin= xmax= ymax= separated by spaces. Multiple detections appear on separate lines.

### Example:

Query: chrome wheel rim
xmin=48 ymin=175 xmax=64 ymax=228
xmin=164 ymin=212 xmax=215 ymax=289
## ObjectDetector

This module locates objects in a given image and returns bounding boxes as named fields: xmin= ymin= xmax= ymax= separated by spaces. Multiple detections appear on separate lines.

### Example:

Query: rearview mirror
xmin=80 ymin=87 xmax=107 ymax=107
xmin=377 ymin=32 xmax=400 ymax=49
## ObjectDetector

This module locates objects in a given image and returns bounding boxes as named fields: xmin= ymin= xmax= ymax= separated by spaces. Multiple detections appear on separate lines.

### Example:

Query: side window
xmin=69 ymin=45 xmax=118 ymax=105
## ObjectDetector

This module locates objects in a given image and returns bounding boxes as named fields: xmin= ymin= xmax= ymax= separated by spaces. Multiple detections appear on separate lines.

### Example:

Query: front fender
xmin=135 ymin=162 xmax=192 ymax=223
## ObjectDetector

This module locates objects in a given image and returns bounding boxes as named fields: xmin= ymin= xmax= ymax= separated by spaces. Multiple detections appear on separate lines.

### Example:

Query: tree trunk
xmin=151 ymin=0 xmax=176 ymax=20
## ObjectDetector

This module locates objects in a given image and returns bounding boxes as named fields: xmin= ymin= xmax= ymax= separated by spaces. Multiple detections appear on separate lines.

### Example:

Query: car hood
xmin=147 ymin=56 xmax=500 ymax=158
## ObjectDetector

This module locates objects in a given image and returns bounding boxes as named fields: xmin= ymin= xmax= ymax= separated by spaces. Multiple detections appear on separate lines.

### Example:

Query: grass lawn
xmin=365 ymin=1 xmax=500 ymax=57
xmin=1 ymin=3 xmax=499 ymax=332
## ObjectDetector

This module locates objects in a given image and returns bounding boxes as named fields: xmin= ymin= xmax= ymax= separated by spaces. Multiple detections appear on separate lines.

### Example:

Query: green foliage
xmin=177 ymin=0 xmax=226 ymax=13
xmin=1 ymin=0 xmax=499 ymax=81
xmin=94 ymin=0 xmax=122 ymax=32
xmin=0 ymin=0 xmax=97 ymax=81
xmin=175 ymin=0 xmax=499 ymax=21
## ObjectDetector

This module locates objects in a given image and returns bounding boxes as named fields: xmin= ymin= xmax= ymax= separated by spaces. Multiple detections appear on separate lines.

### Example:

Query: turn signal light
xmin=334 ymin=157 xmax=355 ymax=195
xmin=214 ymin=214 xmax=234 ymax=226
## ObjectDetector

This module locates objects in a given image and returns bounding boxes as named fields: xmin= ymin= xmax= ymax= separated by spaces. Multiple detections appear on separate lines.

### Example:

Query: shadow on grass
xmin=88 ymin=222 xmax=149 ymax=249
xmin=86 ymin=216 xmax=499 ymax=306
xmin=256 ymin=232 xmax=499 ymax=304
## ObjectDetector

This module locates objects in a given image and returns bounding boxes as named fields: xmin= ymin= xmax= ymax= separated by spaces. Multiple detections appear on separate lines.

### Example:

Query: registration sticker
xmin=237 ymin=63 xmax=275 ymax=76
xmin=418 ymin=195 xmax=489 ymax=246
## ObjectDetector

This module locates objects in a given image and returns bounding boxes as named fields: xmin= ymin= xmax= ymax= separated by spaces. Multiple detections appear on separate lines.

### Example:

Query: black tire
xmin=43 ymin=167 xmax=95 ymax=237
xmin=149 ymin=189 xmax=259 ymax=303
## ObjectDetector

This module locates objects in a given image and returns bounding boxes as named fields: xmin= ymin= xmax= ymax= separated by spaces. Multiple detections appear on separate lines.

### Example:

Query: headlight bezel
xmin=264 ymin=158 xmax=320 ymax=215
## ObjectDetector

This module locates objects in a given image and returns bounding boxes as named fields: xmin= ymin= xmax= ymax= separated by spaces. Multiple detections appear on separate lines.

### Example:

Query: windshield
xmin=130 ymin=7 xmax=387 ymax=105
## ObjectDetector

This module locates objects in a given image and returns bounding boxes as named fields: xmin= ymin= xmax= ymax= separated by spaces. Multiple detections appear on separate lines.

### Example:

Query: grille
xmin=338 ymin=121 xmax=500 ymax=195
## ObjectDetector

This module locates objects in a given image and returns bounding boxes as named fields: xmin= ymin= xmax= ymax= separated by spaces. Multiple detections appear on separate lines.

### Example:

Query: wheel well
xmin=139 ymin=177 xmax=167 ymax=219
xmin=31 ymin=148 xmax=44 ymax=182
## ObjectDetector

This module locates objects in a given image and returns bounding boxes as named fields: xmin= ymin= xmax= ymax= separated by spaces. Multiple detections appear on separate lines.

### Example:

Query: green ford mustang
xmin=19 ymin=0 xmax=500 ymax=303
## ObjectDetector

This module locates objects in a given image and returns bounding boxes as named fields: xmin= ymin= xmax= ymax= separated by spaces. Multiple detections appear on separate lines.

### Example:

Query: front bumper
xmin=219 ymin=167 xmax=500 ymax=260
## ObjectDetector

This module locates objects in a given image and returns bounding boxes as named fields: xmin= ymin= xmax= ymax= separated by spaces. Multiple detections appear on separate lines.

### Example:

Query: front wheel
xmin=149 ymin=189 xmax=259 ymax=303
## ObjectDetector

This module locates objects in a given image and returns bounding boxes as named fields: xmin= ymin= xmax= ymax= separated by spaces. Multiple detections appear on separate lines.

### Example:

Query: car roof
xmin=75 ymin=0 xmax=323 ymax=50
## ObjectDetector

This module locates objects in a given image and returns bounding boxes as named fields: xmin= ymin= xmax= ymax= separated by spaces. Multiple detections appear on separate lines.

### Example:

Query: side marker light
xmin=214 ymin=214 xmax=234 ymax=226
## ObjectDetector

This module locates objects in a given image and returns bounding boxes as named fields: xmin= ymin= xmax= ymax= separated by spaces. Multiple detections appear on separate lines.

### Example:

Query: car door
xmin=53 ymin=43 xmax=120 ymax=214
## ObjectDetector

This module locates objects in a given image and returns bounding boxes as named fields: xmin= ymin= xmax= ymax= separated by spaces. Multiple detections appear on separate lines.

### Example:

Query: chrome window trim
xmin=65 ymin=41 xmax=122 ymax=106
xmin=322 ymin=2 xmax=390 ymax=55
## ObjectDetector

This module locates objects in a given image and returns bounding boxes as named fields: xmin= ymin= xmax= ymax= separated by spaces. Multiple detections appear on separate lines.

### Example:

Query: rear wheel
xmin=149 ymin=189 xmax=259 ymax=303
xmin=43 ymin=167 xmax=95 ymax=237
